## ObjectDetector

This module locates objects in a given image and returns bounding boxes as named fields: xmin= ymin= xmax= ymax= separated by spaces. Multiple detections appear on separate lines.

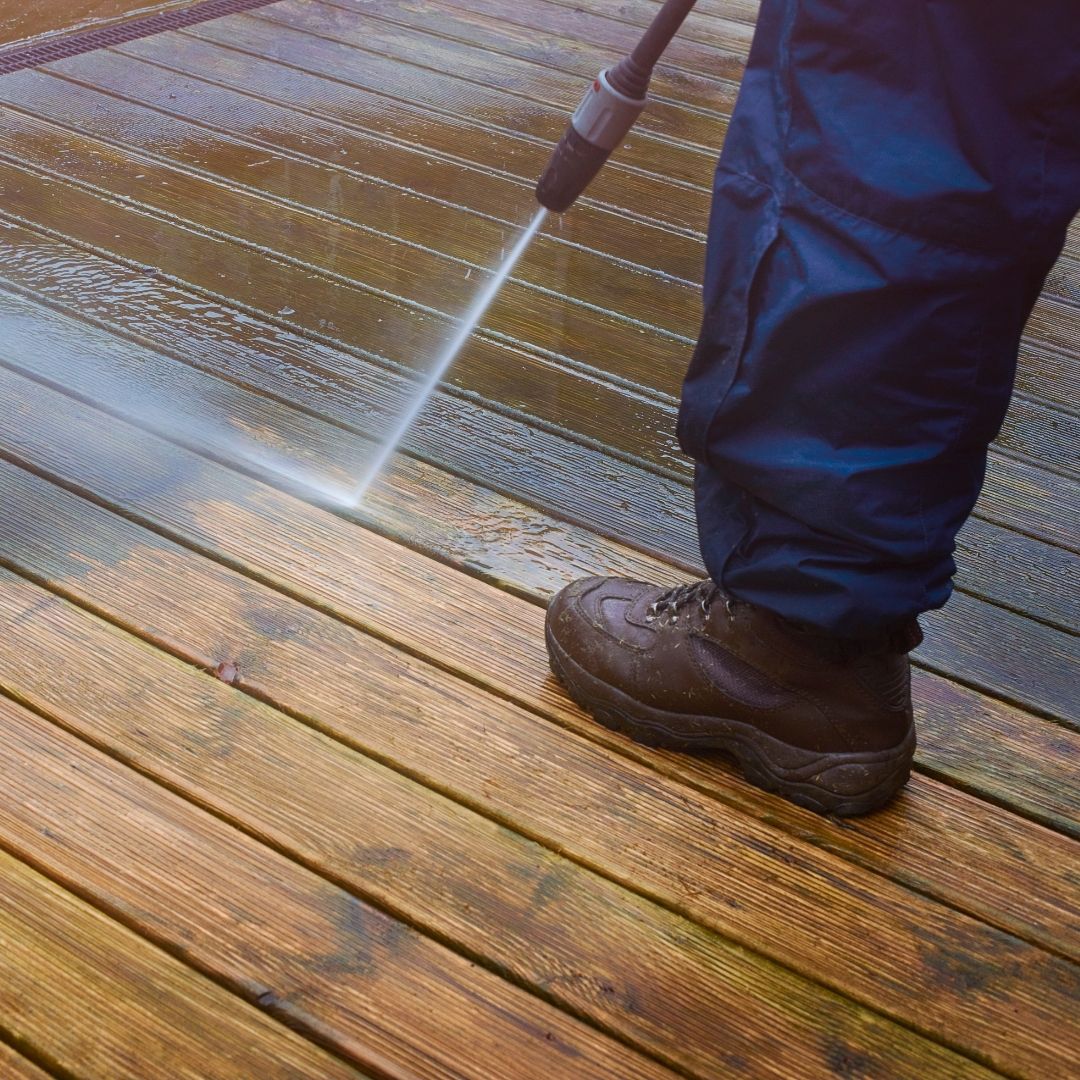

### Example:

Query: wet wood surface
xmin=0 ymin=0 xmax=1076 ymax=1077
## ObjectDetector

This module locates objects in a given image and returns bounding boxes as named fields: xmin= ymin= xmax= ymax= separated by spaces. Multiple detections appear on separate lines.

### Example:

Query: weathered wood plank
xmin=544 ymin=0 xmax=761 ymax=42
xmin=0 ymin=706 xmax=673 ymax=1080
xmin=0 ymin=850 xmax=366 ymax=1080
xmin=322 ymin=0 xmax=743 ymax=115
xmin=48 ymin=46 xmax=701 ymax=288
xmin=0 ymin=281 xmax=1071 ymax=727
xmin=408 ymin=0 xmax=750 ymax=83
xmin=118 ymin=28 xmax=710 ymax=272
xmin=184 ymin=14 xmax=715 ymax=230
xmin=0 ymin=217 xmax=1074 ymax=641
xmin=0 ymin=66 xmax=699 ymax=339
xmin=257 ymin=0 xmax=726 ymax=151
xmin=0 ymin=636 xmax=998 ymax=1080
xmin=1 ymin=450 xmax=1077 ymax=960
xmin=0 ymin=482 xmax=1075 ymax=1077
xmin=0 ymin=1042 xmax=51 ymax=1080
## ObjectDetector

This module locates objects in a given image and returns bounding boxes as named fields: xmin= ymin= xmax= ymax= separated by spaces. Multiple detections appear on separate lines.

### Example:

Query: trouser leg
xmin=679 ymin=0 xmax=1080 ymax=635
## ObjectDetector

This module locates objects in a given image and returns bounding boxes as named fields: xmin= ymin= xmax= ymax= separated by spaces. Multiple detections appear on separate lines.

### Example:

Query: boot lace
xmin=645 ymin=580 xmax=729 ymax=625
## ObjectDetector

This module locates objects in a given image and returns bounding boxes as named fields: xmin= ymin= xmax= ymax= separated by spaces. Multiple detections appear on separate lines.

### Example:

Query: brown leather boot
xmin=545 ymin=577 xmax=919 ymax=816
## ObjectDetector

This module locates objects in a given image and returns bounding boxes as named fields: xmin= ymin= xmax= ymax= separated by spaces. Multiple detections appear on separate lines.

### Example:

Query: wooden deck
xmin=0 ymin=1 xmax=1076 ymax=1077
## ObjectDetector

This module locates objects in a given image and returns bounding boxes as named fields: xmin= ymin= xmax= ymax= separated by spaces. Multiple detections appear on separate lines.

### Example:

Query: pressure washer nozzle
xmin=535 ymin=65 xmax=647 ymax=213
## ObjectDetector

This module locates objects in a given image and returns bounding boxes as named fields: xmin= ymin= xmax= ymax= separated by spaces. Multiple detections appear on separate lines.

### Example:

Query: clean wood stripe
xmin=0 ymin=699 xmax=672 ymax=1080
xmin=0 ymin=450 xmax=1076 ymax=962
xmin=0 ymin=460 xmax=1075 ymax=1077
xmin=0 ymin=848 xmax=366 ymax=1080
xmin=0 ymin=637 xmax=991 ymax=1080
xmin=0 ymin=285 xmax=1075 ymax=832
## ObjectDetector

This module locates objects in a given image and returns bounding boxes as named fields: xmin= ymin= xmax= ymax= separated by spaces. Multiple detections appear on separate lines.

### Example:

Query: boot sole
xmin=545 ymin=625 xmax=914 ymax=817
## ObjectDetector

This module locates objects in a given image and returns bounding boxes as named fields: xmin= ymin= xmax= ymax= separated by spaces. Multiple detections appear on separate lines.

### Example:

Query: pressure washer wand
xmin=535 ymin=0 xmax=699 ymax=212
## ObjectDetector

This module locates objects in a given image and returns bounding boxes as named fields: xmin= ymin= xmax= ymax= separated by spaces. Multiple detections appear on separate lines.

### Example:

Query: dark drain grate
xmin=0 ymin=0 xmax=279 ymax=75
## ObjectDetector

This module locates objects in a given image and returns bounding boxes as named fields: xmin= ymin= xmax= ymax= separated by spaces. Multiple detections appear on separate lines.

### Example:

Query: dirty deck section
xmin=0 ymin=1 xmax=1076 ymax=1077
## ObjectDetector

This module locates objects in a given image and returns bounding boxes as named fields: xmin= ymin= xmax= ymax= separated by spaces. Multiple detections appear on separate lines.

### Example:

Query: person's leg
xmin=681 ymin=0 xmax=1080 ymax=636
xmin=546 ymin=1 xmax=1079 ymax=814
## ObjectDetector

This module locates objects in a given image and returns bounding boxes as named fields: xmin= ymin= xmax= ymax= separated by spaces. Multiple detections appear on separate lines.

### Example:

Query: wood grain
xmin=0 ymin=0 xmax=199 ymax=50
xmin=255 ymin=0 xmax=726 ymax=152
xmin=0 ymin=1042 xmax=51 ymax=1080
xmin=0 ymin=703 xmax=677 ymax=1080
xmin=0 ymin=224 xmax=1073 ymax=645
xmin=0 ymin=275 xmax=1073 ymax=730
xmin=185 ymin=13 xmax=715 ymax=231
xmin=0 ymin=450 xmax=1076 ymax=955
xmin=0 ymin=352 xmax=1074 ymax=825
xmin=0 ymin=313 xmax=1077 ymax=804
xmin=0 ymin=520 xmax=1075 ymax=1078
xmin=0 ymin=115 xmax=1071 ymax=574
xmin=0 ymin=655 xmax=997 ymax=1080
xmin=321 ymin=0 xmax=743 ymax=114
xmin=0 ymin=849 xmax=366 ymax=1080
xmin=402 ymin=0 xmax=751 ymax=82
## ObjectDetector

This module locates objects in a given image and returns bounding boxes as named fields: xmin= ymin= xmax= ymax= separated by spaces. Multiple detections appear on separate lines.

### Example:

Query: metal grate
xmin=0 ymin=0 xmax=278 ymax=75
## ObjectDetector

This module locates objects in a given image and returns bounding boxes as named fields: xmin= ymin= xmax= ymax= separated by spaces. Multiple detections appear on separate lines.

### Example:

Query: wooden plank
xmin=0 ymin=113 xmax=1072 ymax=559
xmin=54 ymin=46 xmax=703 ymax=289
xmin=242 ymin=2 xmax=718 ymax=171
xmin=0 ymin=476 xmax=1076 ymax=1077
xmin=183 ymin=14 xmax=715 ymax=231
xmin=995 ymin=395 xmax=1080 ymax=478
xmin=0 ymin=220 xmax=1073 ymax=641
xmin=19 ymin=55 xmax=1080 ymax=443
xmin=0 ymin=112 xmax=704 ymax=435
xmin=0 ymin=702 xmax=674 ymax=1080
xmin=0 ymin=276 xmax=1071 ymax=728
xmin=0 ymin=650 xmax=998 ymax=1080
xmin=0 ymin=851 xmax=366 ymax=1080
xmin=322 ymin=0 xmax=743 ymax=114
xmin=405 ymin=0 xmax=751 ymax=83
xmin=0 ymin=1042 xmax=51 ymax=1080
xmin=540 ymin=0 xmax=760 ymax=41
xmin=0 ymin=66 xmax=698 ymax=340
xmin=1 ymin=449 xmax=1077 ymax=958
xmin=109 ymin=32 xmax=708 ymax=282
xmin=256 ymin=0 xmax=726 ymax=151
xmin=0 ymin=221 xmax=706 ymax=575
xmin=0 ymin=299 xmax=1076 ymax=824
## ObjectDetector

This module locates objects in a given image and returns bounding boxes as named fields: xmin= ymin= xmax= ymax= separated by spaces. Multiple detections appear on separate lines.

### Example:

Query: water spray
xmin=248 ymin=0 xmax=699 ymax=506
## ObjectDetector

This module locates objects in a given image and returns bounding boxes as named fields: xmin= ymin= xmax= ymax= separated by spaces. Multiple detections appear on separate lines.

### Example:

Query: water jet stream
xmin=346 ymin=206 xmax=548 ymax=505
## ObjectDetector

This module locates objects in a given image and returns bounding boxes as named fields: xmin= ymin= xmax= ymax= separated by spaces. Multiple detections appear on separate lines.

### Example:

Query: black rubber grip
xmin=535 ymin=125 xmax=613 ymax=213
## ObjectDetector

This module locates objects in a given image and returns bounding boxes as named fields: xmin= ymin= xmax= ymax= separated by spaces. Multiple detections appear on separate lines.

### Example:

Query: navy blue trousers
xmin=679 ymin=0 xmax=1079 ymax=636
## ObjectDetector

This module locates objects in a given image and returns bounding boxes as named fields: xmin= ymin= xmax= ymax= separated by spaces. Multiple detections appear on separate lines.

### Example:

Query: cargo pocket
xmin=677 ymin=167 xmax=780 ymax=463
